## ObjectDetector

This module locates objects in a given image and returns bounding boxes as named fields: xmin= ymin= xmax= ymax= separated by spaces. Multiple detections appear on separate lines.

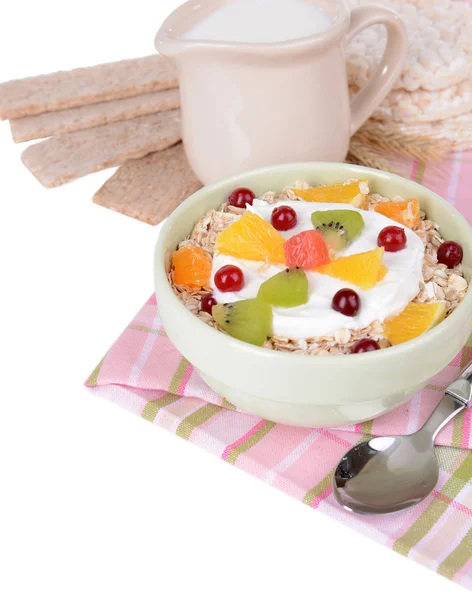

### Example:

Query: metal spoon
xmin=333 ymin=361 xmax=472 ymax=515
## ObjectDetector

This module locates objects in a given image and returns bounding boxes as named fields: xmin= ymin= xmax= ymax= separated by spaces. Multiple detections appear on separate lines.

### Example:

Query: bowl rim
xmin=155 ymin=161 xmax=472 ymax=365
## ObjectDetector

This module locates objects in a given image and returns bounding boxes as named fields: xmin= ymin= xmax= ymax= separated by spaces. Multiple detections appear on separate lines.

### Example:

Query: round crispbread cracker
xmin=346 ymin=0 xmax=472 ymax=93
xmin=360 ymin=79 xmax=472 ymax=123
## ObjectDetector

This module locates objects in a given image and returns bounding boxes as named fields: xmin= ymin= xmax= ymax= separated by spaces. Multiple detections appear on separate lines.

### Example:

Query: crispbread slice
xmin=93 ymin=143 xmax=201 ymax=225
xmin=346 ymin=0 xmax=472 ymax=93
xmin=374 ymin=111 xmax=472 ymax=151
xmin=371 ymin=80 xmax=472 ymax=123
xmin=10 ymin=89 xmax=180 ymax=142
xmin=0 ymin=55 xmax=177 ymax=120
xmin=21 ymin=110 xmax=181 ymax=188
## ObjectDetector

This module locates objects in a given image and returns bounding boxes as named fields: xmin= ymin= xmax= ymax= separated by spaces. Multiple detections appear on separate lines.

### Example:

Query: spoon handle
xmin=420 ymin=360 xmax=472 ymax=441
xmin=419 ymin=393 xmax=466 ymax=441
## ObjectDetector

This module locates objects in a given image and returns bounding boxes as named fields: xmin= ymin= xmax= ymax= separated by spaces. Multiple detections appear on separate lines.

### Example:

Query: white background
xmin=0 ymin=1 xmax=469 ymax=598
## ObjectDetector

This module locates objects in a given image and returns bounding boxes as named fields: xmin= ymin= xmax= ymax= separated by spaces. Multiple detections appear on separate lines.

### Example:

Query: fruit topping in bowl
xmin=258 ymin=268 xmax=309 ymax=308
xmin=212 ymin=298 xmax=272 ymax=346
xmin=172 ymin=246 xmax=212 ymax=288
xmin=201 ymin=293 xmax=218 ymax=315
xmin=437 ymin=241 xmax=463 ymax=269
xmin=315 ymin=248 xmax=385 ymax=290
xmin=284 ymin=230 xmax=330 ymax=269
xmin=374 ymin=198 xmax=420 ymax=228
xmin=214 ymin=265 xmax=245 ymax=292
xmin=311 ymin=209 xmax=364 ymax=251
xmin=271 ymin=205 xmax=298 ymax=231
xmin=216 ymin=212 xmax=285 ymax=263
xmin=383 ymin=302 xmax=446 ymax=346
xmin=377 ymin=226 xmax=407 ymax=252
xmin=293 ymin=180 xmax=368 ymax=208
xmin=350 ymin=339 xmax=381 ymax=354
xmin=332 ymin=288 xmax=360 ymax=317
xmin=228 ymin=187 xmax=256 ymax=209
xmin=170 ymin=179 xmax=467 ymax=352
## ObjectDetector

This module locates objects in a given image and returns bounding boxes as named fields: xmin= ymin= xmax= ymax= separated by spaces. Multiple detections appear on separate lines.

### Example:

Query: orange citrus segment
xmin=384 ymin=302 xmax=447 ymax=346
xmin=292 ymin=180 xmax=368 ymax=208
xmin=315 ymin=248 xmax=385 ymax=290
xmin=216 ymin=213 xmax=286 ymax=264
xmin=172 ymin=246 xmax=212 ymax=288
xmin=377 ymin=264 xmax=388 ymax=282
xmin=374 ymin=199 xmax=420 ymax=229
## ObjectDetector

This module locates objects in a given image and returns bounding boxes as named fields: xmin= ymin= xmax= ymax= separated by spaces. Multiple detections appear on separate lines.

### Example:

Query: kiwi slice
xmin=311 ymin=210 xmax=365 ymax=251
xmin=258 ymin=268 xmax=309 ymax=308
xmin=212 ymin=298 xmax=272 ymax=346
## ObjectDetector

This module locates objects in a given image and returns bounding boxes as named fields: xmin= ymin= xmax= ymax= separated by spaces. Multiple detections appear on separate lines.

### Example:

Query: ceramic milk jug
xmin=156 ymin=0 xmax=407 ymax=184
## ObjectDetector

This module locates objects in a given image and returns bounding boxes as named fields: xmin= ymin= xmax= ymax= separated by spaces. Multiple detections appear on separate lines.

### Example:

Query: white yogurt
xmin=211 ymin=200 xmax=425 ymax=339
xmin=182 ymin=0 xmax=332 ymax=44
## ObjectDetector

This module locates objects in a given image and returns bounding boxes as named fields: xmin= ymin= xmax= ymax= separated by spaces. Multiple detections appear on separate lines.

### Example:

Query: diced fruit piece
xmin=377 ymin=264 xmax=388 ymax=282
xmin=216 ymin=213 xmax=286 ymax=263
xmin=172 ymin=246 xmax=212 ymax=288
xmin=292 ymin=180 xmax=368 ymax=208
xmin=437 ymin=241 xmax=463 ymax=269
xmin=271 ymin=206 xmax=298 ymax=231
xmin=212 ymin=298 xmax=272 ymax=346
xmin=228 ymin=187 xmax=256 ymax=208
xmin=383 ymin=302 xmax=447 ymax=346
xmin=332 ymin=288 xmax=360 ymax=317
xmin=311 ymin=209 xmax=365 ymax=251
xmin=374 ymin=199 xmax=420 ymax=228
xmin=350 ymin=339 xmax=380 ymax=353
xmin=201 ymin=294 xmax=217 ymax=315
xmin=315 ymin=248 xmax=385 ymax=290
xmin=214 ymin=265 xmax=245 ymax=292
xmin=377 ymin=226 xmax=407 ymax=252
xmin=258 ymin=268 xmax=309 ymax=308
xmin=284 ymin=230 xmax=330 ymax=269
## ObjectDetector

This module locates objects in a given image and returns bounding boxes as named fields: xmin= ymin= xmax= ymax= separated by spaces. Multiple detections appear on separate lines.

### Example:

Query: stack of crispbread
xmin=0 ymin=55 xmax=199 ymax=225
xmin=0 ymin=0 xmax=470 ymax=225
xmin=346 ymin=0 xmax=472 ymax=150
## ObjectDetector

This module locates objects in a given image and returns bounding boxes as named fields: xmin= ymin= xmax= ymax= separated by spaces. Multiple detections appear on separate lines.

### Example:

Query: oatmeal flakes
xmin=449 ymin=274 xmax=468 ymax=293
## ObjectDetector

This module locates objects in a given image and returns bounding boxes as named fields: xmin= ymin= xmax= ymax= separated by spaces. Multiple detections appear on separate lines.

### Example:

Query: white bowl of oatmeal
xmin=154 ymin=163 xmax=472 ymax=427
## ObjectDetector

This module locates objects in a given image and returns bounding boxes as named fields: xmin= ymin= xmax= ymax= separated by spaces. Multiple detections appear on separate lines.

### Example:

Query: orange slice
xmin=377 ymin=264 xmax=388 ymax=282
xmin=216 ymin=213 xmax=286 ymax=264
xmin=374 ymin=199 xmax=420 ymax=229
xmin=384 ymin=302 xmax=447 ymax=346
xmin=292 ymin=180 xmax=368 ymax=208
xmin=315 ymin=248 xmax=385 ymax=290
xmin=172 ymin=246 xmax=212 ymax=288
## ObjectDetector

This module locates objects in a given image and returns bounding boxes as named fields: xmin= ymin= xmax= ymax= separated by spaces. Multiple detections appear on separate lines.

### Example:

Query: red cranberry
xmin=437 ymin=241 xmax=463 ymax=269
xmin=377 ymin=226 xmax=407 ymax=252
xmin=271 ymin=206 xmax=298 ymax=231
xmin=228 ymin=187 xmax=256 ymax=209
xmin=332 ymin=288 xmax=360 ymax=317
xmin=201 ymin=294 xmax=217 ymax=315
xmin=214 ymin=265 xmax=245 ymax=292
xmin=350 ymin=339 xmax=380 ymax=354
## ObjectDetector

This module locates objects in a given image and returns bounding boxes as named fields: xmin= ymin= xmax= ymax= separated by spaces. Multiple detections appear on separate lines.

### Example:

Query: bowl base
xmin=199 ymin=371 xmax=423 ymax=428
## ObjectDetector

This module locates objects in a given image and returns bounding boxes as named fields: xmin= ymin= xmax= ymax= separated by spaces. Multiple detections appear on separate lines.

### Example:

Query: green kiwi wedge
xmin=311 ymin=209 xmax=365 ymax=251
xmin=212 ymin=298 xmax=272 ymax=346
xmin=258 ymin=268 xmax=309 ymax=308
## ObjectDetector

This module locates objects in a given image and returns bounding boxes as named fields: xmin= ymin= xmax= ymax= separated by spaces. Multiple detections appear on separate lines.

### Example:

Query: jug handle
xmin=346 ymin=5 xmax=408 ymax=135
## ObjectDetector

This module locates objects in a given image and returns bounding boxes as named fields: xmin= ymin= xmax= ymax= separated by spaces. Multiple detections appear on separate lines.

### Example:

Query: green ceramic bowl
xmin=154 ymin=163 xmax=472 ymax=427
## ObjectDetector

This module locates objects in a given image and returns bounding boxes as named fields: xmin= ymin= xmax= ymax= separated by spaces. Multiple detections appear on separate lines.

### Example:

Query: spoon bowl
xmin=334 ymin=433 xmax=439 ymax=514
xmin=333 ymin=368 xmax=472 ymax=515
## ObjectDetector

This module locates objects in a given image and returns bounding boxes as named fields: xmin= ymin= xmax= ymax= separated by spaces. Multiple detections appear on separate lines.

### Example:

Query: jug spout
xmin=155 ymin=0 xmax=229 ymax=63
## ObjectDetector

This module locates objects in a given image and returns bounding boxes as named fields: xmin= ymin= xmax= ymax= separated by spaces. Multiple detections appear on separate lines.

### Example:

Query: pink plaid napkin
xmin=87 ymin=151 xmax=472 ymax=590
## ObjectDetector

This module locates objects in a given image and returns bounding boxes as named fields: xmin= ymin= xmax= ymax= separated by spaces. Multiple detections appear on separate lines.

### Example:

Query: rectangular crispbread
xmin=21 ymin=110 xmax=181 ymax=188
xmin=10 ymin=88 xmax=180 ymax=142
xmin=93 ymin=143 xmax=201 ymax=225
xmin=0 ymin=55 xmax=177 ymax=120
